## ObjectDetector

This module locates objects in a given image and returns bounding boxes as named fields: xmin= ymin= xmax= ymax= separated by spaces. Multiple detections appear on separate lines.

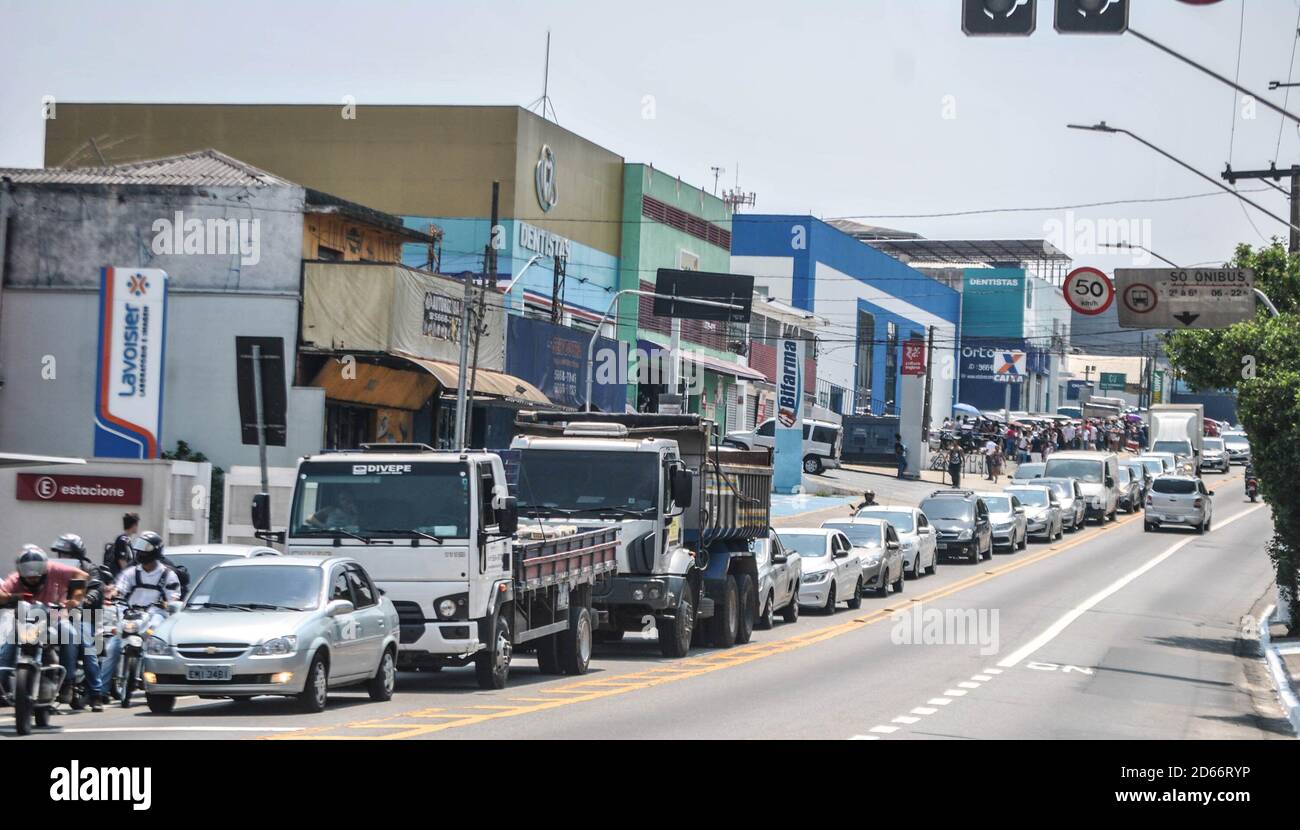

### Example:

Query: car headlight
xmin=804 ymin=570 xmax=830 ymax=583
xmin=251 ymin=636 xmax=298 ymax=656
xmin=957 ymin=529 xmax=973 ymax=541
xmin=144 ymin=636 xmax=169 ymax=656
xmin=121 ymin=619 xmax=140 ymax=634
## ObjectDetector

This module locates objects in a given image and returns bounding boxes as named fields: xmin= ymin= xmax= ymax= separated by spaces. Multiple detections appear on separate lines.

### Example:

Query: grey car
xmin=982 ymin=494 xmax=1027 ymax=551
xmin=1003 ymin=485 xmax=1063 ymax=542
xmin=919 ymin=490 xmax=993 ymax=563
xmin=1222 ymin=431 xmax=1251 ymax=465
xmin=1115 ymin=465 xmax=1142 ymax=513
xmin=822 ymin=518 xmax=905 ymax=598
xmin=750 ymin=531 xmax=802 ymax=629
xmin=1200 ymin=437 xmax=1230 ymax=474
xmin=142 ymin=556 xmax=399 ymax=714
xmin=1011 ymin=462 xmax=1046 ymax=483
xmin=1036 ymin=477 xmax=1086 ymax=532
xmin=1144 ymin=475 xmax=1215 ymax=534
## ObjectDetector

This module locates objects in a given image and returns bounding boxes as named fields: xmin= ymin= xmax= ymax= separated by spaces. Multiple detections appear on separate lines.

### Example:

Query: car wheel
xmin=657 ymin=582 xmax=695 ymax=658
xmin=907 ymin=555 xmax=920 ymax=580
xmin=1144 ymin=522 xmax=1154 ymax=532
xmin=734 ymin=574 xmax=758 ymax=645
xmin=475 ymin=610 xmax=513 ymax=690
xmin=146 ymin=693 xmax=176 ymax=714
xmin=847 ymin=578 xmax=863 ymax=609
xmin=1018 ymin=530 xmax=1027 ymax=551
xmin=925 ymin=552 xmax=937 ymax=576
xmin=707 ymin=575 xmax=740 ymax=648
xmin=803 ymin=455 xmax=823 ymax=475
xmin=824 ymin=581 xmax=838 ymax=614
xmin=558 ymin=605 xmax=593 ymax=675
xmin=367 ymin=648 xmax=397 ymax=701
xmin=756 ymin=593 xmax=775 ymax=630
xmin=968 ymin=543 xmax=980 ymax=564
xmin=296 ymin=654 xmax=329 ymax=713
xmin=892 ymin=566 xmax=905 ymax=594
xmin=781 ymin=591 xmax=800 ymax=623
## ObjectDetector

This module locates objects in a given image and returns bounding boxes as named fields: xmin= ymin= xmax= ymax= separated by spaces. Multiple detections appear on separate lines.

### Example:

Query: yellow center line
xmin=265 ymin=475 xmax=1245 ymax=740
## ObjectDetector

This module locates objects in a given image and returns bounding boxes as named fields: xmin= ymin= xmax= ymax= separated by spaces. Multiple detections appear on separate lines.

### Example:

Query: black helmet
xmin=50 ymin=533 xmax=87 ymax=562
xmin=130 ymin=531 xmax=164 ymax=564
xmin=17 ymin=545 xmax=48 ymax=581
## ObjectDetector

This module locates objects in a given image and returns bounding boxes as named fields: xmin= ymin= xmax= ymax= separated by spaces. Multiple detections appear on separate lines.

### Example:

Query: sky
xmin=3 ymin=0 xmax=1300 ymax=274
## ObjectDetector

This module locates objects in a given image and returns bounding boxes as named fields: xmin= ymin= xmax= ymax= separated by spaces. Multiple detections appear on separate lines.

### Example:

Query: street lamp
xmin=1097 ymin=242 xmax=1179 ymax=269
xmin=1067 ymin=122 xmax=1300 ymax=237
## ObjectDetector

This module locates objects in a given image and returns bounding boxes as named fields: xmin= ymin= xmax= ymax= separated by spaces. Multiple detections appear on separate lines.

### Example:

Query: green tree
xmin=1163 ymin=241 xmax=1300 ymax=632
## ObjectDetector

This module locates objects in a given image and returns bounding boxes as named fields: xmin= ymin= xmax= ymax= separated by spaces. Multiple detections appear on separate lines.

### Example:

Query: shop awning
xmin=309 ymin=361 xmax=439 ymax=410
xmin=638 ymin=339 xmax=767 ymax=382
xmin=400 ymin=355 xmax=552 ymax=405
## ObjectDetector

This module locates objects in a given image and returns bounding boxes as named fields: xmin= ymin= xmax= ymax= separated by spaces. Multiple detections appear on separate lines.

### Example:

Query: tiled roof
xmin=0 ymin=149 xmax=295 ymax=187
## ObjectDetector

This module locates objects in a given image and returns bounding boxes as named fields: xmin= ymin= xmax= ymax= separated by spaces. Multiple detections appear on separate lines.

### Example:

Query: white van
xmin=1042 ymin=451 xmax=1121 ymax=523
xmin=725 ymin=418 xmax=843 ymax=475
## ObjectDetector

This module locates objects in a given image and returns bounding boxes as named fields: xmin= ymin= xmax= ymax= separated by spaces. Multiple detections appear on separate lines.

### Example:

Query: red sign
xmin=16 ymin=473 xmax=142 ymax=505
xmin=1063 ymin=267 xmax=1115 ymax=316
xmin=901 ymin=341 xmax=927 ymax=376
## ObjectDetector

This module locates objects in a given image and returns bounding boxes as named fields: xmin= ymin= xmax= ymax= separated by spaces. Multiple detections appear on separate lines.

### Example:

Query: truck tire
xmin=657 ymin=584 xmax=695 ymax=658
xmin=475 ymin=611 xmax=512 ymax=690
xmin=535 ymin=634 xmax=562 ymax=675
xmin=734 ymin=574 xmax=757 ymax=645
xmin=558 ymin=606 xmax=593 ymax=675
xmin=707 ymin=575 xmax=740 ymax=648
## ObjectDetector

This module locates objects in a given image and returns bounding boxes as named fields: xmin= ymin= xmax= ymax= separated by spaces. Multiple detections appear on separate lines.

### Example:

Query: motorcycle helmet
xmin=16 ymin=544 xmax=48 ymax=582
xmin=50 ymin=533 xmax=88 ymax=562
xmin=130 ymin=531 xmax=165 ymax=565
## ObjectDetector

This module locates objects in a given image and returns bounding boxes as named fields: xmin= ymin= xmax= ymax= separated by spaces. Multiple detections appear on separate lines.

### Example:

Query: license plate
xmin=186 ymin=665 xmax=232 ymax=681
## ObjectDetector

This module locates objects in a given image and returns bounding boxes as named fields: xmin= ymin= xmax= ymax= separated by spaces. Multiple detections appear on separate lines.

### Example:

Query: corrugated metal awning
xmin=638 ymin=339 xmax=767 ymax=382
xmin=399 ymin=354 xmax=551 ymax=405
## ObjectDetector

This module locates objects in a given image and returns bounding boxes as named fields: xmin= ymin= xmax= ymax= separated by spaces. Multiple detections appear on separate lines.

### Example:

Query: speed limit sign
xmin=1064 ymin=267 xmax=1114 ymax=316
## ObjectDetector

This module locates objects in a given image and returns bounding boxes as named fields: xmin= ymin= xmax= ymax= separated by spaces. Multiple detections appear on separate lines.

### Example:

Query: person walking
xmin=947 ymin=443 xmax=964 ymax=488
xmin=990 ymin=446 xmax=1004 ymax=484
xmin=894 ymin=433 xmax=908 ymax=479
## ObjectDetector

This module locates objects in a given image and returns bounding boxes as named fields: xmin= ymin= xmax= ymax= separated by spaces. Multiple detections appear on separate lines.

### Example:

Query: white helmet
xmin=16 ymin=545 xmax=48 ymax=581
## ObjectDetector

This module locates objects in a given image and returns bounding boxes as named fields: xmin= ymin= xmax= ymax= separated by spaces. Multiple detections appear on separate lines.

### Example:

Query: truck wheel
xmin=707 ymin=575 xmax=740 ymax=648
xmin=803 ymin=456 xmax=823 ymax=475
xmin=657 ymin=584 xmax=695 ymax=658
xmin=558 ymin=606 xmax=593 ymax=675
xmin=535 ymin=634 xmax=562 ymax=675
xmin=756 ymin=592 xmax=775 ymax=630
xmin=781 ymin=592 xmax=800 ymax=623
xmin=734 ymin=574 xmax=757 ymax=645
xmin=475 ymin=611 xmax=512 ymax=690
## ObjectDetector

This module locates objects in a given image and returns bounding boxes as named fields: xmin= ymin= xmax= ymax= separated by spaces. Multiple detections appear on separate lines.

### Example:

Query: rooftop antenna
xmin=527 ymin=31 xmax=560 ymax=123
xmin=723 ymin=162 xmax=757 ymax=213
xmin=710 ymin=166 xmax=725 ymax=195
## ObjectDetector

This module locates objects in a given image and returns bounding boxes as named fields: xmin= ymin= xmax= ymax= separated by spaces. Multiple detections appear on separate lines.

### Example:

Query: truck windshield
xmin=1043 ymin=459 xmax=1104 ymax=483
xmin=288 ymin=461 xmax=470 ymax=538
xmin=517 ymin=450 xmax=659 ymax=515
xmin=1153 ymin=440 xmax=1192 ymax=456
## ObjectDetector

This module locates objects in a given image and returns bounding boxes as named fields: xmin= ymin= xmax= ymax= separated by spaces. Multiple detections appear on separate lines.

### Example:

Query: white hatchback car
xmin=853 ymin=505 xmax=938 ymax=578
xmin=777 ymin=529 xmax=864 ymax=614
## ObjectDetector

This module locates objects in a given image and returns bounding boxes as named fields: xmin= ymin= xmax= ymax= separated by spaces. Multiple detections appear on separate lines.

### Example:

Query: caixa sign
xmin=94 ymin=268 xmax=168 ymax=459
xmin=776 ymin=339 xmax=804 ymax=428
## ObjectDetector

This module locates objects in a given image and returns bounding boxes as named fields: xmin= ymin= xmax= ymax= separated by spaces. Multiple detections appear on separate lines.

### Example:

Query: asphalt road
xmin=7 ymin=471 xmax=1289 ymax=741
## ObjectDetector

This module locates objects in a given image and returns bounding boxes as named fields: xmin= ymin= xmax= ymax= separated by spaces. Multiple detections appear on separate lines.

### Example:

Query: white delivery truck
xmin=257 ymin=445 xmax=619 ymax=689
xmin=1146 ymin=404 xmax=1204 ymax=475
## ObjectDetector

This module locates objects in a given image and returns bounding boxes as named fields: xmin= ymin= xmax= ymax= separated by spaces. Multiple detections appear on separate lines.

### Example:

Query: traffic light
xmin=1055 ymin=0 xmax=1128 ymax=34
xmin=962 ymin=0 xmax=1037 ymax=36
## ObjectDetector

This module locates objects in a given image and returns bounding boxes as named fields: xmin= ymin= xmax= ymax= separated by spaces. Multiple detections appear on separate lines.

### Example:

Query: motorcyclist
xmin=49 ymin=534 xmax=110 ymax=712
xmin=850 ymin=490 xmax=877 ymax=514
xmin=0 ymin=546 xmax=86 ymax=706
xmin=104 ymin=512 xmax=140 ymax=577
xmin=101 ymin=532 xmax=182 ymax=700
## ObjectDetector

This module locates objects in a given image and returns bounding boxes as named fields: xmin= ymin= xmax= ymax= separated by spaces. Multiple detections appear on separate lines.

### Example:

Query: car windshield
xmin=1204 ymin=438 xmax=1224 ymax=450
xmin=289 ymin=461 xmax=470 ymax=538
xmin=1222 ymin=435 xmax=1250 ymax=448
xmin=1043 ymin=459 xmax=1104 ymax=483
xmin=517 ymin=450 xmax=659 ymax=516
xmin=982 ymin=496 xmax=1012 ymax=512
xmin=188 ymin=565 xmax=321 ymax=611
xmin=1117 ymin=468 xmax=1130 ymax=484
xmin=1153 ymin=440 xmax=1192 ymax=456
xmin=920 ymin=498 xmax=973 ymax=521
xmin=855 ymin=509 xmax=914 ymax=533
xmin=1140 ymin=460 xmax=1164 ymax=475
xmin=168 ymin=554 xmax=240 ymax=588
xmin=776 ymin=533 xmax=829 ymax=558
xmin=1013 ymin=464 xmax=1045 ymax=479
xmin=1008 ymin=489 xmax=1048 ymax=507
xmin=1152 ymin=479 xmax=1197 ymax=495
xmin=1038 ymin=480 xmax=1072 ymax=499
xmin=823 ymin=523 xmax=883 ymax=547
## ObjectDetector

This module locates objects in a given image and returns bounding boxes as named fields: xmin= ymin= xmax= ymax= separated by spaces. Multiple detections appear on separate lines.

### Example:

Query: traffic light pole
xmin=1222 ymin=164 xmax=1300 ymax=254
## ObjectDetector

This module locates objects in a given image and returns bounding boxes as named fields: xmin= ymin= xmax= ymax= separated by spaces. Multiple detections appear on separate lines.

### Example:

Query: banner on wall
xmin=94 ymin=267 xmax=168 ymax=459
xmin=773 ymin=338 xmax=805 ymax=494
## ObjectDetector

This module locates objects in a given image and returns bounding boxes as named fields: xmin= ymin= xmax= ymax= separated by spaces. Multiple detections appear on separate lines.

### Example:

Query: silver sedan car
xmin=142 ymin=556 xmax=399 ymax=714
xmin=982 ymin=493 xmax=1028 ymax=551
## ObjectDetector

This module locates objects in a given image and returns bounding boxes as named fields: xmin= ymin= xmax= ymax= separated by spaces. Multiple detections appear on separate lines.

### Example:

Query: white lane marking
xmin=912 ymin=706 xmax=938 ymax=715
xmin=983 ymin=668 xmax=1003 ymax=675
xmin=850 ymin=734 xmax=881 ymax=740
xmin=957 ymin=681 xmax=980 ymax=689
xmin=869 ymin=725 xmax=900 ymax=734
xmin=892 ymin=715 xmax=920 ymax=724
xmin=972 ymin=674 xmax=992 ymax=682
xmin=997 ymin=504 xmax=1267 ymax=669
xmin=943 ymin=689 xmax=968 ymax=697
xmin=0 ymin=726 xmax=303 ymax=735
xmin=928 ymin=698 xmax=952 ymax=706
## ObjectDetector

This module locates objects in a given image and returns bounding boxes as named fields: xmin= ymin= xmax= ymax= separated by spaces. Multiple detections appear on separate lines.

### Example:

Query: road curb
xmin=1253 ymin=604 xmax=1300 ymax=737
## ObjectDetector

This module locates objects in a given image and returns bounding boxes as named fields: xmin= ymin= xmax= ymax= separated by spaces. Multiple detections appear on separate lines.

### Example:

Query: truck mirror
xmin=498 ymin=497 xmax=519 ymax=536
xmin=670 ymin=469 xmax=694 ymax=508
xmin=252 ymin=492 xmax=271 ymax=532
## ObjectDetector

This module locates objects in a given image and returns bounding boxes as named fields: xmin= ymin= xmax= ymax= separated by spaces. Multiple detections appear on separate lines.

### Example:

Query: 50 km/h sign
xmin=1064 ymin=267 xmax=1114 ymax=316
xmin=1115 ymin=268 xmax=1256 ymax=329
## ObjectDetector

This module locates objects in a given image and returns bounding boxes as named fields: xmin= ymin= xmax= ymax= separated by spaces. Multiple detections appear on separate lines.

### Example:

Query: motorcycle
xmin=112 ymin=603 xmax=157 ymax=709
xmin=1246 ymin=475 xmax=1259 ymax=503
xmin=0 ymin=600 xmax=68 ymax=735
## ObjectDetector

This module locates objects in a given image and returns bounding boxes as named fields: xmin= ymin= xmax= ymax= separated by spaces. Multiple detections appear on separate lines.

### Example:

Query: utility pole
xmin=464 ymin=181 xmax=499 ymax=448
xmin=1222 ymin=163 xmax=1300 ymax=253
xmin=550 ymin=254 xmax=567 ymax=325
xmin=922 ymin=326 xmax=935 ymax=441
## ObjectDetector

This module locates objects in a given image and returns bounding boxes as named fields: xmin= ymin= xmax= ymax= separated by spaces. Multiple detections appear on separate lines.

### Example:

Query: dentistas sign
xmin=94 ymin=267 xmax=169 ymax=459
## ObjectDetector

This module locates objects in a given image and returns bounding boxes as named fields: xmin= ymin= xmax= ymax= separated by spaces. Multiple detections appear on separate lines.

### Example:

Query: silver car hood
xmin=158 ymin=609 xmax=315 ymax=644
